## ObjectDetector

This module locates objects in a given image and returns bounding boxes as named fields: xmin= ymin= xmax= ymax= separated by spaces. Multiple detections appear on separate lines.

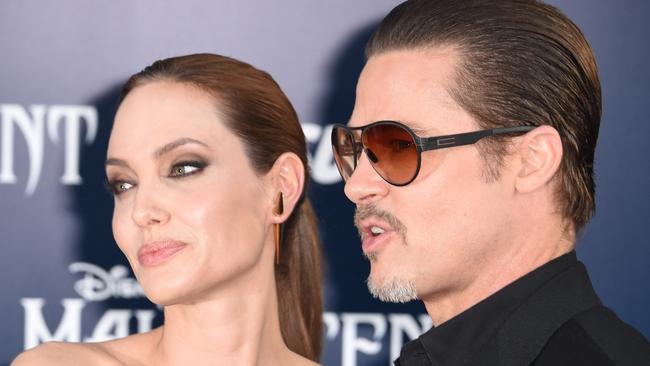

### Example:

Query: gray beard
xmin=357 ymin=205 xmax=415 ymax=303
xmin=366 ymin=268 xmax=418 ymax=303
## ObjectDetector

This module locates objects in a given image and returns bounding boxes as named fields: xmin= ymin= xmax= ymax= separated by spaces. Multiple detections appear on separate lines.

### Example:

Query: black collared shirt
xmin=395 ymin=252 xmax=650 ymax=366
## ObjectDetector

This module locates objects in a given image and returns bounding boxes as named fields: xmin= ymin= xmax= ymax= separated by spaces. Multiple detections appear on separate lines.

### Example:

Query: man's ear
xmin=514 ymin=125 xmax=563 ymax=193
xmin=268 ymin=152 xmax=305 ymax=223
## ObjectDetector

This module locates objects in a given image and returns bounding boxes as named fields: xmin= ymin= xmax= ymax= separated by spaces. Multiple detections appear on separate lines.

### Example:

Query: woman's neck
xmin=150 ymin=256 xmax=292 ymax=366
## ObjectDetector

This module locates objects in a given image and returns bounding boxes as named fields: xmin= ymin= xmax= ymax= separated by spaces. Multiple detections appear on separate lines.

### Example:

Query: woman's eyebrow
xmin=105 ymin=137 xmax=209 ymax=168
xmin=154 ymin=137 xmax=209 ymax=159
xmin=105 ymin=158 xmax=128 ymax=168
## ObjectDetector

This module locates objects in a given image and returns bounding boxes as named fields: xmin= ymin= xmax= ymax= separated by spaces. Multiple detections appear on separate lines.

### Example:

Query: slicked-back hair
xmin=120 ymin=53 xmax=323 ymax=360
xmin=366 ymin=0 xmax=601 ymax=231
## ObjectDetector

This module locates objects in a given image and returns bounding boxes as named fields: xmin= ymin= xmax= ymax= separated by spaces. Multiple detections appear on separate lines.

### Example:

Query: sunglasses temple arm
xmin=418 ymin=126 xmax=535 ymax=151
xmin=418 ymin=130 xmax=494 ymax=151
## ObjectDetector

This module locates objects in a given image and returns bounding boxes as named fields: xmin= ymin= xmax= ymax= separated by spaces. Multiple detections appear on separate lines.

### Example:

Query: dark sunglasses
xmin=331 ymin=120 xmax=535 ymax=186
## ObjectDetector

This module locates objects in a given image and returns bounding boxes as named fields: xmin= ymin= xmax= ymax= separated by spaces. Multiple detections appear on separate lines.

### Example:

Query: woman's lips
xmin=138 ymin=240 xmax=187 ymax=267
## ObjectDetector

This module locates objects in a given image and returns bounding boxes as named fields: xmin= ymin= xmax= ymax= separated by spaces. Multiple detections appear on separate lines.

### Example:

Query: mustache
xmin=354 ymin=204 xmax=407 ymax=239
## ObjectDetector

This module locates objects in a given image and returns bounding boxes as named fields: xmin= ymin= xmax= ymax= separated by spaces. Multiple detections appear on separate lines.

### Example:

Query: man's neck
xmin=422 ymin=220 xmax=575 ymax=326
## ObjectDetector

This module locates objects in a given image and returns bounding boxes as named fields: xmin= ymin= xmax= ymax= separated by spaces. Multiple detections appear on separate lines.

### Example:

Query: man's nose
xmin=344 ymin=150 xmax=389 ymax=205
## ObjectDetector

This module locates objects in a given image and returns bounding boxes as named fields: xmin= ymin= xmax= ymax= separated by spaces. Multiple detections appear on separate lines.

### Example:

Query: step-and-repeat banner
xmin=1 ymin=1 xmax=649 ymax=365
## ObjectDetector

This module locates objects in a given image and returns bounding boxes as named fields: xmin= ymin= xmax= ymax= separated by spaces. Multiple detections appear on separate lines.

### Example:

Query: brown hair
xmin=120 ymin=53 xmax=323 ymax=360
xmin=366 ymin=0 xmax=601 ymax=231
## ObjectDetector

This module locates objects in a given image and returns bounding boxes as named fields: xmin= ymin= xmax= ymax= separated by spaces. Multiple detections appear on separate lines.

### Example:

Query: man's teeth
xmin=370 ymin=226 xmax=385 ymax=235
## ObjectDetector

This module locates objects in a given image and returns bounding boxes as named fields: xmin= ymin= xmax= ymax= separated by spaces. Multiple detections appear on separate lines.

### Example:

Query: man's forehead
xmin=349 ymin=47 xmax=462 ymax=134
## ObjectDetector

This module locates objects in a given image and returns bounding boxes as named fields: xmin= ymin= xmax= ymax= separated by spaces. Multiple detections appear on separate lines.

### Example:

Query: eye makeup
xmin=105 ymin=177 xmax=135 ymax=196
xmin=168 ymin=160 xmax=208 ymax=178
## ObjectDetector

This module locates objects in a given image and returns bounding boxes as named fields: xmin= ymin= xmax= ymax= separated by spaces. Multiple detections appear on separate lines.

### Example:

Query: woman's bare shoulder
xmin=11 ymin=341 xmax=122 ymax=365
xmin=12 ymin=329 xmax=159 ymax=366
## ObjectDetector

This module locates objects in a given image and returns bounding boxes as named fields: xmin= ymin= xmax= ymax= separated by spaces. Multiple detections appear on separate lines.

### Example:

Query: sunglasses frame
xmin=331 ymin=120 xmax=536 ymax=186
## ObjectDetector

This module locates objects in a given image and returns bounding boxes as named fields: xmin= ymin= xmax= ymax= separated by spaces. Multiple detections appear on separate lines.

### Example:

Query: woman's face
xmin=106 ymin=81 xmax=272 ymax=305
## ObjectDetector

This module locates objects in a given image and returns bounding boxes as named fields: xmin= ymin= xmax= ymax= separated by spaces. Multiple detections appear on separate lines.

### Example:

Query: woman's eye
xmin=106 ymin=180 xmax=134 ymax=195
xmin=169 ymin=161 xmax=205 ymax=177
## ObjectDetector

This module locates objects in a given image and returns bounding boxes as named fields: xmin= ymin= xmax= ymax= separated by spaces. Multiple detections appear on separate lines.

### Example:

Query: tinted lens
xmin=331 ymin=126 xmax=357 ymax=181
xmin=362 ymin=123 xmax=419 ymax=185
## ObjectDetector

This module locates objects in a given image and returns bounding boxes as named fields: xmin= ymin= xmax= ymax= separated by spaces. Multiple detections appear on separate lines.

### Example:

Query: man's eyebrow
xmin=345 ymin=119 xmax=433 ymax=135
xmin=153 ymin=137 xmax=209 ymax=158
xmin=406 ymin=124 xmax=429 ymax=136
xmin=394 ymin=120 xmax=430 ymax=136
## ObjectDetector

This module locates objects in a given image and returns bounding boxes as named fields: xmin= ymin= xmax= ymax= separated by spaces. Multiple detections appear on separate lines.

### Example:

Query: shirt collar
xmin=396 ymin=251 xmax=600 ymax=366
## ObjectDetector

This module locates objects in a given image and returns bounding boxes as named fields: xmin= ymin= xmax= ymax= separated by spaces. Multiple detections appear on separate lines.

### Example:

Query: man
xmin=330 ymin=0 xmax=650 ymax=365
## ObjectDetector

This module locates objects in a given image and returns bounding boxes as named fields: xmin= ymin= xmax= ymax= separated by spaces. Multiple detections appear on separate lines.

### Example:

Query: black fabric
xmin=394 ymin=252 xmax=650 ymax=366
xmin=532 ymin=319 xmax=616 ymax=365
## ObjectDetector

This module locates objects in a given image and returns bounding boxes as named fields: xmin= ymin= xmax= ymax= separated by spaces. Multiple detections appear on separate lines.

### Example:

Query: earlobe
xmin=515 ymin=125 xmax=563 ymax=193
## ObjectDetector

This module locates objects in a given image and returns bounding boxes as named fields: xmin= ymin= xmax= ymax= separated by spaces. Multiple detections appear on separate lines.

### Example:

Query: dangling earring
xmin=273 ymin=192 xmax=284 ymax=264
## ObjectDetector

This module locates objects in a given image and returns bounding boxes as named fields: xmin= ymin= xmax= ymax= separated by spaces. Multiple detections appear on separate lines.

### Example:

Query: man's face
xmin=346 ymin=47 xmax=518 ymax=305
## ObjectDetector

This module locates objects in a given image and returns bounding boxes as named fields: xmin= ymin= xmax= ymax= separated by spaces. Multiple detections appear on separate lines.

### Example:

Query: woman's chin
xmin=138 ymin=279 xmax=196 ymax=306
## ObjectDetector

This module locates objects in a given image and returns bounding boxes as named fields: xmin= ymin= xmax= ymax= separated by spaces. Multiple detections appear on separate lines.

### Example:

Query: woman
xmin=14 ymin=53 xmax=323 ymax=365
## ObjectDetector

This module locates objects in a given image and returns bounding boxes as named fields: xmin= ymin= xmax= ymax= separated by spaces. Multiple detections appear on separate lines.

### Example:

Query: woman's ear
xmin=514 ymin=125 xmax=563 ymax=193
xmin=268 ymin=152 xmax=305 ymax=223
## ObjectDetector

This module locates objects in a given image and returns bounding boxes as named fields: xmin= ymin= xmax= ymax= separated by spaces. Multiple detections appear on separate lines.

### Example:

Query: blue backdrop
xmin=1 ymin=1 xmax=649 ymax=365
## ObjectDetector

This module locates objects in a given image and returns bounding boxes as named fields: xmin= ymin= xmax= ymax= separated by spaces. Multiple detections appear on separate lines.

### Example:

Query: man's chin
xmin=366 ymin=275 xmax=418 ymax=303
